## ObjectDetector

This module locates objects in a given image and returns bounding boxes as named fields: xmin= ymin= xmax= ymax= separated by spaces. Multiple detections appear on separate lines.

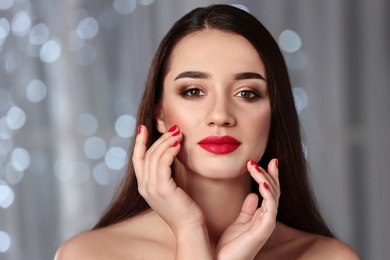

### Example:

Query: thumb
xmin=234 ymin=193 xmax=259 ymax=224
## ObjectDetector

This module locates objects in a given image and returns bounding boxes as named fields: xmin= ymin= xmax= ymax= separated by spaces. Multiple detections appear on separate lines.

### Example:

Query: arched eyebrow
xmin=174 ymin=71 xmax=266 ymax=82
xmin=174 ymin=71 xmax=210 ymax=80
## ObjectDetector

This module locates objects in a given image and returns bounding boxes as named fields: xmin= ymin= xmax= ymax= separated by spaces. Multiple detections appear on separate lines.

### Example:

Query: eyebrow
xmin=174 ymin=71 xmax=266 ymax=81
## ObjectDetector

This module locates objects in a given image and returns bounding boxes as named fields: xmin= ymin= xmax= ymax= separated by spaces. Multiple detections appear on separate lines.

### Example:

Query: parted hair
xmin=94 ymin=4 xmax=334 ymax=238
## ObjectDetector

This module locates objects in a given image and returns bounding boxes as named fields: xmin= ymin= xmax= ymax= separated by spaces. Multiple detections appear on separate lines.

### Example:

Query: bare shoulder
xmin=55 ymin=211 xmax=175 ymax=259
xmin=302 ymin=234 xmax=359 ymax=260
xmin=260 ymin=222 xmax=359 ymax=259
xmin=54 ymin=227 xmax=118 ymax=260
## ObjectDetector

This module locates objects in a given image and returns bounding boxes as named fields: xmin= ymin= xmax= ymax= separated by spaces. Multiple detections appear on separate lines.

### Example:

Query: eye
xmin=181 ymin=88 xmax=206 ymax=98
xmin=235 ymin=90 xmax=261 ymax=100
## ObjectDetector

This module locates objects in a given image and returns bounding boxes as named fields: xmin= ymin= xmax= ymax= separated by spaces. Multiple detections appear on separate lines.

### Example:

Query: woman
xmin=56 ymin=4 xmax=358 ymax=259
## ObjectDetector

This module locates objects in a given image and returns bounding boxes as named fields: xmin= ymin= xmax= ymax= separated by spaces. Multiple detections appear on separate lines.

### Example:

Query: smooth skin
xmin=55 ymin=30 xmax=359 ymax=259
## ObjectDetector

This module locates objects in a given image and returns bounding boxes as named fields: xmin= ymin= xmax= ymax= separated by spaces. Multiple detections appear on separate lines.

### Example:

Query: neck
xmin=173 ymin=159 xmax=252 ymax=245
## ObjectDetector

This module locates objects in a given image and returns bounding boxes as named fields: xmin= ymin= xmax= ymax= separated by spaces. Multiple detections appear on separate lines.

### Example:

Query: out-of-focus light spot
xmin=6 ymin=106 xmax=26 ymax=130
xmin=69 ymin=30 xmax=84 ymax=51
xmin=284 ymin=49 xmax=308 ymax=70
xmin=26 ymin=79 xmax=47 ymax=102
xmin=231 ymin=4 xmax=250 ymax=13
xmin=0 ymin=117 xmax=14 ymax=140
xmin=70 ymin=161 xmax=90 ymax=184
xmin=93 ymin=162 xmax=112 ymax=185
xmin=0 ymin=135 xmax=13 ymax=156
xmin=0 ymin=180 xmax=14 ymax=208
xmin=279 ymin=29 xmax=302 ymax=53
xmin=113 ymin=0 xmax=137 ymax=14
xmin=29 ymin=23 xmax=49 ymax=45
xmin=293 ymin=87 xmax=309 ymax=112
xmin=78 ymin=113 xmax=98 ymax=136
xmin=0 ymin=231 xmax=11 ymax=252
xmin=302 ymin=142 xmax=308 ymax=159
xmin=3 ymin=50 xmax=21 ymax=74
xmin=40 ymin=40 xmax=61 ymax=63
xmin=11 ymin=11 xmax=32 ymax=37
xmin=11 ymin=147 xmax=30 ymax=171
xmin=115 ymin=115 xmax=136 ymax=138
xmin=0 ymin=0 xmax=15 ymax=10
xmin=105 ymin=146 xmax=127 ymax=170
xmin=76 ymin=17 xmax=99 ymax=39
xmin=5 ymin=162 xmax=24 ymax=184
xmin=137 ymin=0 xmax=154 ymax=5
xmin=0 ymin=18 xmax=10 ymax=43
xmin=54 ymin=159 xmax=72 ymax=182
xmin=84 ymin=136 xmax=106 ymax=160
xmin=75 ymin=43 xmax=96 ymax=66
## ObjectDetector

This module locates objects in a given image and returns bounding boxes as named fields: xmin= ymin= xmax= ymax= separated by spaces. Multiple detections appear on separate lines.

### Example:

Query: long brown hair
xmin=94 ymin=4 xmax=334 ymax=237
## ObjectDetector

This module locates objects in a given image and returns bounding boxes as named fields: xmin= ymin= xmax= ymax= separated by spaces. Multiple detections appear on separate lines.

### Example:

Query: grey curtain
xmin=0 ymin=0 xmax=388 ymax=259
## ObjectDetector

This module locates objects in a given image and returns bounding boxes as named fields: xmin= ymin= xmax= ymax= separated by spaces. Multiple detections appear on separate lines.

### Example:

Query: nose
xmin=205 ymin=94 xmax=236 ymax=127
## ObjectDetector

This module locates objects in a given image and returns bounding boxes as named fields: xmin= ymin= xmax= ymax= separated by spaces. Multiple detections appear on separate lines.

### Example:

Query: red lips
xmin=198 ymin=136 xmax=241 ymax=154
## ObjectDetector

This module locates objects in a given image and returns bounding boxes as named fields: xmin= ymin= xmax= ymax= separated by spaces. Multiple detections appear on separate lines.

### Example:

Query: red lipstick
xmin=198 ymin=136 xmax=241 ymax=154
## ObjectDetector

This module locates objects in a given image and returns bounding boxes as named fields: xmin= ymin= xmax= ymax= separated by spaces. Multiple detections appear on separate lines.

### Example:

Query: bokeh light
xmin=113 ymin=0 xmax=137 ymax=14
xmin=29 ymin=23 xmax=50 ymax=45
xmin=115 ymin=114 xmax=136 ymax=138
xmin=0 ymin=18 xmax=10 ymax=44
xmin=279 ymin=29 xmax=302 ymax=53
xmin=84 ymin=136 xmax=106 ymax=160
xmin=11 ymin=147 xmax=31 ymax=171
xmin=0 ymin=230 xmax=11 ymax=252
xmin=26 ymin=79 xmax=47 ymax=102
xmin=11 ymin=11 xmax=32 ymax=37
xmin=76 ymin=17 xmax=99 ymax=39
xmin=293 ymin=87 xmax=309 ymax=112
xmin=6 ymin=106 xmax=26 ymax=130
xmin=0 ymin=0 xmax=15 ymax=10
xmin=5 ymin=162 xmax=24 ymax=185
xmin=78 ymin=113 xmax=98 ymax=136
xmin=0 ymin=180 xmax=14 ymax=208
xmin=40 ymin=40 xmax=61 ymax=63
xmin=104 ymin=146 xmax=127 ymax=170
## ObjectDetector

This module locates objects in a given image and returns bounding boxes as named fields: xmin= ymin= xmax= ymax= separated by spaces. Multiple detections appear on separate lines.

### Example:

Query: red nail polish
xmin=172 ymin=130 xmax=180 ymax=136
xmin=137 ymin=125 xmax=142 ymax=134
xmin=255 ymin=165 xmax=261 ymax=172
xmin=263 ymin=182 xmax=269 ymax=189
xmin=275 ymin=159 xmax=278 ymax=169
xmin=172 ymin=141 xmax=179 ymax=147
xmin=168 ymin=125 xmax=177 ymax=132
xmin=250 ymin=160 xmax=257 ymax=166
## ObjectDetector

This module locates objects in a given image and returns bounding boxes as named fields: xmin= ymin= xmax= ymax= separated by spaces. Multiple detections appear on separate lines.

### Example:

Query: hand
xmin=216 ymin=159 xmax=280 ymax=260
xmin=132 ymin=125 xmax=205 ymax=234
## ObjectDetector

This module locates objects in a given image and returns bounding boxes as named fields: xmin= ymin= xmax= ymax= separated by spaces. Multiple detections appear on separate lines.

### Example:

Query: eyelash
xmin=180 ymin=87 xmax=262 ymax=101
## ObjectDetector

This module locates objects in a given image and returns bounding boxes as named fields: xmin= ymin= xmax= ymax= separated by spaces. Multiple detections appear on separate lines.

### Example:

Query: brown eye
xmin=235 ymin=90 xmax=260 ymax=99
xmin=182 ymin=88 xmax=205 ymax=98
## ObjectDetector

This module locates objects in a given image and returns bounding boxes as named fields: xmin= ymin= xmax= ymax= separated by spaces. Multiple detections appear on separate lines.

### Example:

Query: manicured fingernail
xmin=168 ymin=125 xmax=177 ymax=132
xmin=255 ymin=165 xmax=261 ymax=172
xmin=250 ymin=160 xmax=257 ymax=166
xmin=172 ymin=141 xmax=179 ymax=147
xmin=263 ymin=182 xmax=269 ymax=189
xmin=137 ymin=125 xmax=142 ymax=134
xmin=275 ymin=159 xmax=278 ymax=169
xmin=172 ymin=130 xmax=180 ymax=136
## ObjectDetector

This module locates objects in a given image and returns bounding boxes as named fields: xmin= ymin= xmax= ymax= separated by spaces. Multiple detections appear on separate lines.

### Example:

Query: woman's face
xmin=156 ymin=29 xmax=271 ymax=179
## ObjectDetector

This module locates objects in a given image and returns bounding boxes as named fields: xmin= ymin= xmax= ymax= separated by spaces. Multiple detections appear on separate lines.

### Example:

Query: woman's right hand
xmin=132 ymin=125 xmax=206 ymax=235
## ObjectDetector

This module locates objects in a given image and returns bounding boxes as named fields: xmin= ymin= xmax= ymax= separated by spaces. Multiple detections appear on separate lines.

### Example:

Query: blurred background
xmin=0 ymin=0 xmax=389 ymax=259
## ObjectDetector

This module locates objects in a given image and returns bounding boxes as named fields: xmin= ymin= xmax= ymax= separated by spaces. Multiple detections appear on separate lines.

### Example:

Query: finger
xmin=267 ymin=158 xmax=280 ymax=189
xmin=146 ymin=126 xmax=182 ymax=187
xmin=132 ymin=125 xmax=148 ymax=182
xmin=234 ymin=193 xmax=259 ymax=224
xmin=247 ymin=161 xmax=276 ymax=195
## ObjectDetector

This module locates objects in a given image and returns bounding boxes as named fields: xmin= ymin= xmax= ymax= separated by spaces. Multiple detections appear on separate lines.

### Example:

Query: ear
xmin=154 ymin=104 xmax=166 ymax=134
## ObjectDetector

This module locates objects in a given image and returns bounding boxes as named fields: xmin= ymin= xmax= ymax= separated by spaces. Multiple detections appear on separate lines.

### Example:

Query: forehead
xmin=166 ymin=29 xmax=265 ymax=78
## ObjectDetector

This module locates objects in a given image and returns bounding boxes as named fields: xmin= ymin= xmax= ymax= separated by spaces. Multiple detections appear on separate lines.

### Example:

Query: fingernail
xmin=255 ymin=165 xmax=261 ymax=172
xmin=172 ymin=130 xmax=180 ymax=136
xmin=137 ymin=125 xmax=142 ymax=134
xmin=168 ymin=125 xmax=177 ymax=132
xmin=250 ymin=160 xmax=257 ymax=166
xmin=263 ymin=182 xmax=269 ymax=189
xmin=172 ymin=141 xmax=179 ymax=147
xmin=275 ymin=159 xmax=278 ymax=169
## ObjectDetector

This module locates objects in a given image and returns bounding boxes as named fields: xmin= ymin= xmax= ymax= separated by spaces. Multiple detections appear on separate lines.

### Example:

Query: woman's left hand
xmin=216 ymin=158 xmax=280 ymax=260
